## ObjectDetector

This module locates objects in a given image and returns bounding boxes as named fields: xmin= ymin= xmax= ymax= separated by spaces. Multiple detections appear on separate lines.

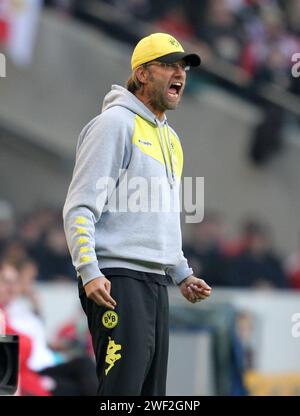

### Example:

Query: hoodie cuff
xmin=77 ymin=261 xmax=104 ymax=286
xmin=166 ymin=260 xmax=193 ymax=285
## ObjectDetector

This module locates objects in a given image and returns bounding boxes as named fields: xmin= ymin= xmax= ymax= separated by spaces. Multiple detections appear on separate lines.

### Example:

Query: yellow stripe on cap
xmin=131 ymin=33 xmax=184 ymax=70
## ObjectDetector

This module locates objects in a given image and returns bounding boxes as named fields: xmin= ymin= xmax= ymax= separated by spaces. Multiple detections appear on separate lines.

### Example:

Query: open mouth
xmin=168 ymin=82 xmax=183 ymax=97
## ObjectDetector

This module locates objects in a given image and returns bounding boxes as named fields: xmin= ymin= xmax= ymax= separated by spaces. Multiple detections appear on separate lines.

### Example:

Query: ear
xmin=135 ymin=66 xmax=149 ymax=85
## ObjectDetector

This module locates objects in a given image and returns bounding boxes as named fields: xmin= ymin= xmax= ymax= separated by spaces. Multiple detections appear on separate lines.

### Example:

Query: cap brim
xmin=156 ymin=51 xmax=201 ymax=67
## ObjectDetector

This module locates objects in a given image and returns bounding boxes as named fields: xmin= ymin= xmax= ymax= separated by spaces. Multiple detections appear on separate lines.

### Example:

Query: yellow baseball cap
xmin=131 ymin=33 xmax=201 ymax=70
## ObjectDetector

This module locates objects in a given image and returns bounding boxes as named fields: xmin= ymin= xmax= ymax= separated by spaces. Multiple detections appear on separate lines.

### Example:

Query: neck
xmin=135 ymin=91 xmax=165 ymax=121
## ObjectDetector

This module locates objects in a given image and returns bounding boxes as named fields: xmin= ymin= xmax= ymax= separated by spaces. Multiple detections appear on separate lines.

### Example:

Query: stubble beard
xmin=148 ymin=76 xmax=182 ymax=114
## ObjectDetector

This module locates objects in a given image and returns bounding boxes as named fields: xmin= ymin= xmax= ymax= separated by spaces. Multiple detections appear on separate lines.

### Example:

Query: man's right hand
xmin=84 ymin=276 xmax=117 ymax=309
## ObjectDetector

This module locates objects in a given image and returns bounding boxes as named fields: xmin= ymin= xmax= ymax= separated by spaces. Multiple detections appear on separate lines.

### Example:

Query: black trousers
xmin=78 ymin=268 xmax=169 ymax=396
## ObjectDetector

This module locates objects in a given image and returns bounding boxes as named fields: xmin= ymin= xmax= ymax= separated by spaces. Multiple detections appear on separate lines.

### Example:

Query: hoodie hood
xmin=102 ymin=85 xmax=175 ymax=187
xmin=102 ymin=84 xmax=166 ymax=125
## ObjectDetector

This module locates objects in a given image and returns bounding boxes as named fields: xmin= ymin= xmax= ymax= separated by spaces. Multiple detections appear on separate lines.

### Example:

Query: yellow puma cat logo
xmin=105 ymin=337 xmax=122 ymax=375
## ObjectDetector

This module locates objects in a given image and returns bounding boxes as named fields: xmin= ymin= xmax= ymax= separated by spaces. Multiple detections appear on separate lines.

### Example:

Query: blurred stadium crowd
xmin=45 ymin=0 xmax=300 ymax=165
xmin=46 ymin=0 xmax=300 ymax=94
xmin=0 ymin=257 xmax=97 ymax=395
xmin=0 ymin=202 xmax=97 ymax=396
xmin=0 ymin=200 xmax=300 ymax=289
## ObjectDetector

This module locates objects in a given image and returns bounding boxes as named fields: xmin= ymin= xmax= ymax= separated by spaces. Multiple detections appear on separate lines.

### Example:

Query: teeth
xmin=173 ymin=82 xmax=182 ymax=86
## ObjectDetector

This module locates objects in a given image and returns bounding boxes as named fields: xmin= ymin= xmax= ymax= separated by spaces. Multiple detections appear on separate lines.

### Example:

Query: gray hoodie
xmin=63 ymin=85 xmax=193 ymax=286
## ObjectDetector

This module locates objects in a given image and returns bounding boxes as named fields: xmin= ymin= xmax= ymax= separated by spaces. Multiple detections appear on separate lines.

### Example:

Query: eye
xmin=167 ymin=63 xmax=176 ymax=69
xmin=171 ymin=63 xmax=189 ymax=71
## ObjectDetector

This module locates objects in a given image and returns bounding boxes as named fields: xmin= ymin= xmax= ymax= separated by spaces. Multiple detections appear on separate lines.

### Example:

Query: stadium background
xmin=1 ymin=0 xmax=300 ymax=395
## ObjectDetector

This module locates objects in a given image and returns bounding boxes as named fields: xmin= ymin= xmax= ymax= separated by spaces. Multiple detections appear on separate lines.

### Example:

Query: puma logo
xmin=138 ymin=139 xmax=152 ymax=146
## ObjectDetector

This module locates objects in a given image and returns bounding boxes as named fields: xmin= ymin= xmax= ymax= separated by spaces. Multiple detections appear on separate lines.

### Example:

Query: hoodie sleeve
xmin=63 ymin=110 xmax=131 ymax=286
xmin=165 ymin=251 xmax=193 ymax=285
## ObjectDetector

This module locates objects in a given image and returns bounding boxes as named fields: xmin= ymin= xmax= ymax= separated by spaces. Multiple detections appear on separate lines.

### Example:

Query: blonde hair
xmin=126 ymin=70 xmax=142 ymax=94
xmin=126 ymin=65 xmax=150 ymax=94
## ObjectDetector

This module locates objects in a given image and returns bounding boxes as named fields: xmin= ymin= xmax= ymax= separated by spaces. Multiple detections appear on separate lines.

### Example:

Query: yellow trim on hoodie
xmin=132 ymin=115 xmax=183 ymax=179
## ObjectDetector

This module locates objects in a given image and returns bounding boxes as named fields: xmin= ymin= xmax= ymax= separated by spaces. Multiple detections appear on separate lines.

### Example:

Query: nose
xmin=175 ymin=64 xmax=186 ymax=75
xmin=174 ymin=72 xmax=186 ymax=86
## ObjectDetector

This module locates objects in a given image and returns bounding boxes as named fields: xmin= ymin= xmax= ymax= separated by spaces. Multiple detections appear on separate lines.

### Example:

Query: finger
xmin=197 ymin=293 xmax=209 ymax=300
xmin=88 ymin=287 xmax=116 ymax=308
xmin=195 ymin=280 xmax=211 ymax=290
xmin=188 ymin=284 xmax=211 ymax=295
xmin=197 ymin=288 xmax=211 ymax=296
xmin=187 ymin=286 xmax=197 ymax=302
xmin=200 ymin=279 xmax=211 ymax=290
xmin=100 ymin=288 xmax=117 ymax=306
xmin=93 ymin=293 xmax=116 ymax=309
xmin=189 ymin=284 xmax=203 ymax=293
xmin=189 ymin=291 xmax=210 ymax=303
xmin=190 ymin=284 xmax=211 ymax=294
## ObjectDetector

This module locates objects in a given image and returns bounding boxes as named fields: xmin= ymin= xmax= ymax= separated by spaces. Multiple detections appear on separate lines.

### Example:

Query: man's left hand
xmin=179 ymin=275 xmax=211 ymax=304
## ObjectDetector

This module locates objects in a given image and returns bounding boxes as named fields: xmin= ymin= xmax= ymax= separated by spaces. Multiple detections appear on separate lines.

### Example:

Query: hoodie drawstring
xmin=166 ymin=122 xmax=176 ymax=184
xmin=156 ymin=119 xmax=176 ymax=188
